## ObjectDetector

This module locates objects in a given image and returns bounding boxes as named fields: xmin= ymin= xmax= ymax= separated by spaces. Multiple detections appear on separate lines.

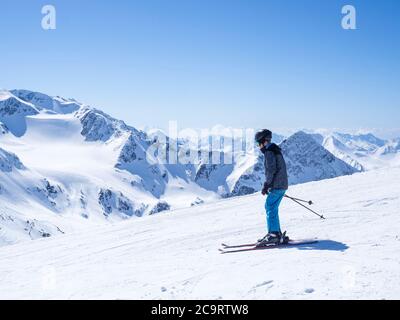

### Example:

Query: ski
xmin=219 ymin=239 xmax=318 ymax=254
xmin=221 ymin=231 xmax=288 ymax=248
xmin=221 ymin=242 xmax=257 ymax=249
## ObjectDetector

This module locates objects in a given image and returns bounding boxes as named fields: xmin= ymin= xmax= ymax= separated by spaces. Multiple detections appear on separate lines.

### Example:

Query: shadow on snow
xmin=287 ymin=240 xmax=349 ymax=252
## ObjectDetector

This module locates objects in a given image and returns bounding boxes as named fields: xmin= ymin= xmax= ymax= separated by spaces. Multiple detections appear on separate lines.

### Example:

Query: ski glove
xmin=261 ymin=182 xmax=271 ymax=195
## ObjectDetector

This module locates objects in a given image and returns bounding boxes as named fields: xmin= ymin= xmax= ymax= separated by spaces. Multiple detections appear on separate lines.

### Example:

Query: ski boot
xmin=256 ymin=231 xmax=289 ymax=247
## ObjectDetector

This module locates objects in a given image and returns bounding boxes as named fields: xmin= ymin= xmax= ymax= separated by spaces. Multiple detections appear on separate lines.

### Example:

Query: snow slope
xmin=2 ymin=89 xmax=397 ymax=251
xmin=1 ymin=89 xmax=364 ymax=247
xmin=0 ymin=91 xmax=221 ymax=245
xmin=1 ymin=165 xmax=399 ymax=299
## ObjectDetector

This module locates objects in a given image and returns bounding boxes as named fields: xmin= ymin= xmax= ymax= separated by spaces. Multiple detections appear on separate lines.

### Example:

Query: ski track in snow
xmin=0 ymin=166 xmax=400 ymax=299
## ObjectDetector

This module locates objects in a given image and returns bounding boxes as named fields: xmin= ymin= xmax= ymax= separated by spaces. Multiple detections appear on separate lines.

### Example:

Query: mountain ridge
xmin=0 ymin=89 xmax=393 ymax=246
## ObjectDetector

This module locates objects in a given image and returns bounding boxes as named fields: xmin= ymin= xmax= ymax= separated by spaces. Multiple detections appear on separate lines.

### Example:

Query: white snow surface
xmin=309 ymin=130 xmax=400 ymax=171
xmin=0 ymin=89 xmax=399 ymax=253
xmin=1 ymin=165 xmax=399 ymax=299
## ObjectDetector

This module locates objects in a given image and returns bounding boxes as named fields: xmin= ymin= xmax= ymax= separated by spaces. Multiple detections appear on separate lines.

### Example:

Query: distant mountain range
xmin=0 ymin=89 xmax=398 ymax=245
xmin=308 ymin=131 xmax=400 ymax=171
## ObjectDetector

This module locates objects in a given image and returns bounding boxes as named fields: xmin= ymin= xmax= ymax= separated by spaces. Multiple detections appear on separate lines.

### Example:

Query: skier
xmin=255 ymin=129 xmax=289 ymax=246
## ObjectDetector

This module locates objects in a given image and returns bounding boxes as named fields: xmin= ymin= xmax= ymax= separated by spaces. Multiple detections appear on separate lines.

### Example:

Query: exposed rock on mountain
xmin=281 ymin=131 xmax=359 ymax=185
xmin=0 ymin=148 xmax=25 ymax=172
xmin=150 ymin=201 xmax=171 ymax=214
xmin=0 ymin=91 xmax=39 ymax=136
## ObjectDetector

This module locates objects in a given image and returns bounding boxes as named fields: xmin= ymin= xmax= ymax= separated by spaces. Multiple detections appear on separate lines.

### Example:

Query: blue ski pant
xmin=265 ymin=189 xmax=286 ymax=233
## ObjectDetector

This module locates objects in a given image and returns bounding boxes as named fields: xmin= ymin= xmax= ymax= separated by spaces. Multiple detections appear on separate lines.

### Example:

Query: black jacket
xmin=261 ymin=143 xmax=288 ymax=190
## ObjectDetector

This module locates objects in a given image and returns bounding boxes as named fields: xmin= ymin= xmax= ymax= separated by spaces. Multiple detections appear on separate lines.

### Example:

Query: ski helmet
xmin=255 ymin=129 xmax=272 ymax=144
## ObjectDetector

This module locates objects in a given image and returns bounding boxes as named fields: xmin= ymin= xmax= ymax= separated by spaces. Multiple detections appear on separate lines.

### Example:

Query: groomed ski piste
xmin=0 ymin=165 xmax=399 ymax=299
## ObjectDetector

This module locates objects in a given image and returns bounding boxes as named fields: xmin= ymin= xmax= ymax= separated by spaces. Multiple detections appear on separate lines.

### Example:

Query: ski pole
xmin=286 ymin=196 xmax=325 ymax=220
xmin=284 ymin=194 xmax=313 ymax=205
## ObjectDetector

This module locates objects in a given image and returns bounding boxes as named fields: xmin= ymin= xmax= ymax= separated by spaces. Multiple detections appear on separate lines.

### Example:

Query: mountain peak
xmin=11 ymin=89 xmax=83 ymax=114
xmin=282 ymin=130 xmax=321 ymax=146
xmin=0 ymin=91 xmax=40 ymax=137
xmin=281 ymin=131 xmax=359 ymax=185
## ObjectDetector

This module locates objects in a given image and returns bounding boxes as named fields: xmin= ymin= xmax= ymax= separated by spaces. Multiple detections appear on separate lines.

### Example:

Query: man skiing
xmin=255 ymin=129 xmax=289 ymax=246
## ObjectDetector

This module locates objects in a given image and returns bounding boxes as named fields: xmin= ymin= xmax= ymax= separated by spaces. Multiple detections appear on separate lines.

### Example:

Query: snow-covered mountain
xmin=375 ymin=138 xmax=400 ymax=156
xmin=0 ymin=89 xmax=362 ymax=245
xmin=0 ymin=146 xmax=68 ymax=245
xmin=0 ymin=90 xmax=39 ymax=137
xmin=1 ymin=165 xmax=399 ymax=299
xmin=281 ymin=131 xmax=359 ymax=185
xmin=11 ymin=89 xmax=82 ymax=114
xmin=320 ymin=135 xmax=365 ymax=171
xmin=226 ymin=131 xmax=360 ymax=196
xmin=309 ymin=131 xmax=400 ymax=171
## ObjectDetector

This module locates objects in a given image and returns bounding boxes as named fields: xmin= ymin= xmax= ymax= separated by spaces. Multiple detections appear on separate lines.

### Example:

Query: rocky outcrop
xmin=149 ymin=201 xmax=171 ymax=214
xmin=0 ymin=91 xmax=39 ymax=136
xmin=0 ymin=148 xmax=25 ymax=172
xmin=98 ymin=188 xmax=147 ymax=218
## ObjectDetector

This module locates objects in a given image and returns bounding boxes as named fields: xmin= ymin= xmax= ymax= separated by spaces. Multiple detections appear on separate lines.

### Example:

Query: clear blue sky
xmin=1 ymin=0 xmax=399 ymax=136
